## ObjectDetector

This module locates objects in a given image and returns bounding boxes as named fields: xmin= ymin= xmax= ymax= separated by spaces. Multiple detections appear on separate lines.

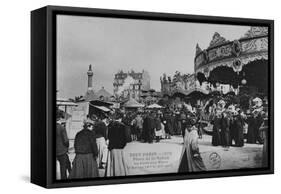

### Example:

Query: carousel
xmin=194 ymin=27 xmax=268 ymax=105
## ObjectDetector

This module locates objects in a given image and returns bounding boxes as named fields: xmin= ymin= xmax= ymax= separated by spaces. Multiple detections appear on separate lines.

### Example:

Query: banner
xmin=123 ymin=142 xmax=182 ymax=175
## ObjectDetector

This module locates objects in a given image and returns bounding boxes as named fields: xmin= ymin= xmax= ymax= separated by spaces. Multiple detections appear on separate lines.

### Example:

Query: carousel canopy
xmin=194 ymin=27 xmax=268 ymax=91
xmin=123 ymin=98 xmax=145 ymax=108
xmin=147 ymin=103 xmax=163 ymax=109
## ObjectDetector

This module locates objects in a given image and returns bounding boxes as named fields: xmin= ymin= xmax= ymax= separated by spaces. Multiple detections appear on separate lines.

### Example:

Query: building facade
xmin=113 ymin=70 xmax=150 ymax=101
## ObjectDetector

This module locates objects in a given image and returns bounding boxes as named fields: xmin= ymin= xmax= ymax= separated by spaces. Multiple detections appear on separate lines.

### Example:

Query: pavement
xmin=60 ymin=134 xmax=263 ymax=179
xmin=143 ymin=135 xmax=263 ymax=171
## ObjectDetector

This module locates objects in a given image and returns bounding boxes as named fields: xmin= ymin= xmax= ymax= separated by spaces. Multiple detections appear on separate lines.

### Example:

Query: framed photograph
xmin=31 ymin=5 xmax=274 ymax=188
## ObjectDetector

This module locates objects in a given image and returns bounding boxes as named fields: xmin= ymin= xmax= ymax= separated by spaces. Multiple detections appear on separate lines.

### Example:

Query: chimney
xmin=87 ymin=65 xmax=93 ymax=91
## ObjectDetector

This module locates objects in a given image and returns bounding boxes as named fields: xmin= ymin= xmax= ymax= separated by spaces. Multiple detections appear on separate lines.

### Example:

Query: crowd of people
xmin=56 ymin=96 xmax=268 ymax=179
xmin=207 ymin=98 xmax=267 ymax=150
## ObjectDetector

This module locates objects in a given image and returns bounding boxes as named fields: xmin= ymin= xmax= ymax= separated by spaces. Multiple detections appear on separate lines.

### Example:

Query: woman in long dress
xmin=178 ymin=122 xmax=206 ymax=172
xmin=105 ymin=113 xmax=128 ymax=177
xmin=94 ymin=119 xmax=108 ymax=169
xmin=155 ymin=114 xmax=163 ymax=142
xmin=69 ymin=121 xmax=99 ymax=179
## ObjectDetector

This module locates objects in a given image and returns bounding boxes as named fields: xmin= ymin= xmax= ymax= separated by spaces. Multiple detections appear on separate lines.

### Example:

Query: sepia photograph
xmin=55 ymin=14 xmax=270 ymax=180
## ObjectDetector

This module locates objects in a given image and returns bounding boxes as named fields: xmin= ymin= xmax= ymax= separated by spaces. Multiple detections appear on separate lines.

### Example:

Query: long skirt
xmin=96 ymin=137 xmax=108 ymax=167
xmin=105 ymin=149 xmax=127 ymax=177
xmin=69 ymin=153 xmax=99 ymax=179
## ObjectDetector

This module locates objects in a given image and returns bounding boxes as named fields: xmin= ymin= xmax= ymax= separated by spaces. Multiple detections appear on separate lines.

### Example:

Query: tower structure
xmin=87 ymin=64 xmax=93 ymax=91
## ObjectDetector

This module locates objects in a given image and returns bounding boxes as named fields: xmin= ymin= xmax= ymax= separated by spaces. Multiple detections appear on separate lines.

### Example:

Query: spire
xmin=195 ymin=43 xmax=202 ymax=56
xmin=87 ymin=64 xmax=93 ymax=91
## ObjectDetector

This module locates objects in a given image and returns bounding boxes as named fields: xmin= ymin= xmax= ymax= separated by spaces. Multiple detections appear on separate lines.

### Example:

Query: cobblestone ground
xmin=60 ymin=134 xmax=263 ymax=178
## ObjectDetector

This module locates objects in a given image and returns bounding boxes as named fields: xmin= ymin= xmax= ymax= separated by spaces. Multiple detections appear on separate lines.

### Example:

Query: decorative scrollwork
xmin=202 ymin=49 xmax=209 ymax=64
xmin=208 ymin=32 xmax=229 ymax=48
xmin=232 ymin=58 xmax=242 ymax=72
xmin=232 ymin=40 xmax=242 ymax=57
xmin=242 ymin=27 xmax=268 ymax=38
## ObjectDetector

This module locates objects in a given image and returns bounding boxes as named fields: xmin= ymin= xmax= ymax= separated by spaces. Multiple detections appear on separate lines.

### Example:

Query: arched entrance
xmin=208 ymin=66 xmax=239 ymax=88
xmin=239 ymin=59 xmax=268 ymax=96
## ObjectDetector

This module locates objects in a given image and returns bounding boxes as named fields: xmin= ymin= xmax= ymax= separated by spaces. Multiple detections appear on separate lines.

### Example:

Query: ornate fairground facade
xmin=160 ymin=27 xmax=268 ymax=108
xmin=194 ymin=27 xmax=268 ymax=97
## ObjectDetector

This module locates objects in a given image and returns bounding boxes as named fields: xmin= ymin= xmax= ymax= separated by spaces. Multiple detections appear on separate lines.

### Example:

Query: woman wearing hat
xmin=178 ymin=118 xmax=206 ymax=172
xmin=105 ymin=112 xmax=128 ymax=176
xmin=69 ymin=120 xmax=99 ymax=179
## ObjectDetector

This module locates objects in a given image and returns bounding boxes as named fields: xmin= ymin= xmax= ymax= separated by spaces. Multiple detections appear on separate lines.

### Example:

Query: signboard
xmin=124 ymin=142 xmax=182 ymax=175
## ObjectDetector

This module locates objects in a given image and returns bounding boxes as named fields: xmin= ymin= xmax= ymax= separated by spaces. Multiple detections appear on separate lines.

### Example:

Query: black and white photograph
xmin=55 ymin=14 xmax=271 ymax=180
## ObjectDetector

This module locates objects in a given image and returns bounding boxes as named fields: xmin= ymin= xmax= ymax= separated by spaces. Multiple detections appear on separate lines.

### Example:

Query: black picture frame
xmin=31 ymin=5 xmax=274 ymax=188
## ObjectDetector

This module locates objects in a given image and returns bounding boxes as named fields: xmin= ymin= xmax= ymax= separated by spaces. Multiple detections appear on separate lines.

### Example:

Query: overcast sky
xmin=57 ymin=15 xmax=250 ymax=98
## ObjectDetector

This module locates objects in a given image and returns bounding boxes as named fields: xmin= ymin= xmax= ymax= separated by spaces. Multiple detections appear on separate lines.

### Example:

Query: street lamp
xmin=241 ymin=72 xmax=247 ymax=85
xmin=241 ymin=78 xmax=247 ymax=85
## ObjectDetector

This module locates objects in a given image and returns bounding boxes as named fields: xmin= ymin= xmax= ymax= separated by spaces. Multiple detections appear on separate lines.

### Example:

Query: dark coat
xmin=74 ymin=129 xmax=98 ymax=157
xmin=155 ymin=117 xmax=162 ymax=131
xmin=163 ymin=114 xmax=174 ymax=135
xmin=234 ymin=115 xmax=244 ymax=147
xmin=246 ymin=115 xmax=256 ymax=143
xmin=143 ymin=115 xmax=156 ymax=142
xmin=212 ymin=116 xmax=221 ymax=146
xmin=56 ymin=123 xmax=69 ymax=156
xmin=108 ymin=121 xmax=127 ymax=150
xmin=94 ymin=121 xmax=107 ymax=140
xmin=221 ymin=115 xmax=230 ymax=146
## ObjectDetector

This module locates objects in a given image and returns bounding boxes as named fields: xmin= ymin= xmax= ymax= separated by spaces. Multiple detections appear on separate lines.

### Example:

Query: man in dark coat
xmin=255 ymin=112 xmax=265 ymax=144
xmin=211 ymin=113 xmax=221 ymax=146
xmin=221 ymin=112 xmax=231 ymax=148
xmin=143 ymin=113 xmax=156 ymax=143
xmin=246 ymin=113 xmax=257 ymax=143
xmin=56 ymin=121 xmax=71 ymax=179
xmin=229 ymin=115 xmax=236 ymax=146
xmin=122 ymin=114 xmax=132 ymax=143
xmin=233 ymin=113 xmax=244 ymax=147
xmin=180 ymin=111 xmax=187 ymax=139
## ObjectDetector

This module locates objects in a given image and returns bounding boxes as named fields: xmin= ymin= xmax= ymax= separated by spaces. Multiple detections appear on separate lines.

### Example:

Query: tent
xmin=57 ymin=98 xmax=78 ymax=107
xmin=57 ymin=101 xmax=78 ymax=106
xmin=89 ymin=104 xmax=111 ymax=112
xmin=147 ymin=103 xmax=163 ymax=109
xmin=123 ymin=98 xmax=145 ymax=108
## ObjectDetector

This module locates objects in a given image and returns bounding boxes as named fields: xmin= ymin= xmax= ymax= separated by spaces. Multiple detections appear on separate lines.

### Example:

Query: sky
xmin=57 ymin=15 xmax=251 ymax=99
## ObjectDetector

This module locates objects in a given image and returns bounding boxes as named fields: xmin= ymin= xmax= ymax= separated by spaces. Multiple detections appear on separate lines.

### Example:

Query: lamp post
xmin=241 ymin=72 xmax=247 ymax=85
